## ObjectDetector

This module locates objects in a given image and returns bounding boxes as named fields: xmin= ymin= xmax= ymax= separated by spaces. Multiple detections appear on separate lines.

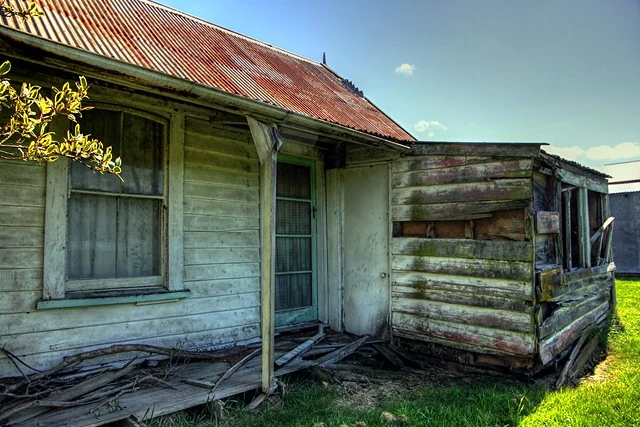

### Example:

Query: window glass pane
xmin=276 ymin=200 xmax=311 ymax=235
xmin=275 ymin=273 xmax=312 ymax=311
xmin=67 ymin=194 xmax=117 ymax=279
xmin=276 ymin=237 xmax=311 ymax=272
xmin=117 ymin=198 xmax=161 ymax=277
xmin=121 ymin=114 xmax=163 ymax=195
xmin=71 ymin=110 xmax=122 ymax=193
xmin=277 ymin=163 xmax=310 ymax=199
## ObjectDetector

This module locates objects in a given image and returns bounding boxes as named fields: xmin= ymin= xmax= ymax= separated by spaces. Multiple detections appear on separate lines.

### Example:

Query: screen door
xmin=274 ymin=159 xmax=317 ymax=326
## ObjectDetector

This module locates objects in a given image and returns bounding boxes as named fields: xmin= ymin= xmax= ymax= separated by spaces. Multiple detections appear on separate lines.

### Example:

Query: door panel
xmin=343 ymin=164 xmax=390 ymax=337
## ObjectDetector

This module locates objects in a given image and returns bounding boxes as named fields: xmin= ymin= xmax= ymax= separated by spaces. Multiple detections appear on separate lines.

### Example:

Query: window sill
xmin=37 ymin=290 xmax=191 ymax=310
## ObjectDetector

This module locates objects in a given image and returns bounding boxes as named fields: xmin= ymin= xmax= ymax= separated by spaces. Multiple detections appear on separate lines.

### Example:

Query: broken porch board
xmin=275 ymin=332 xmax=325 ymax=367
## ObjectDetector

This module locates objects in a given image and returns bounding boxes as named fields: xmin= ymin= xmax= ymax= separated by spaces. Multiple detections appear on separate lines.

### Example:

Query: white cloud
xmin=545 ymin=142 xmax=640 ymax=166
xmin=585 ymin=142 xmax=640 ymax=160
xmin=544 ymin=145 xmax=584 ymax=162
xmin=395 ymin=63 xmax=416 ymax=77
xmin=414 ymin=120 xmax=448 ymax=136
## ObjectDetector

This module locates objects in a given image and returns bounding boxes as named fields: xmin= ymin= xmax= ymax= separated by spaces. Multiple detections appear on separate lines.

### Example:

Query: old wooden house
xmin=0 ymin=0 xmax=615 ymax=396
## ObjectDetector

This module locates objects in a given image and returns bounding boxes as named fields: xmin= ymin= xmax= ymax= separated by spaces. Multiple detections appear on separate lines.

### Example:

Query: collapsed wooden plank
xmin=4 ymin=360 xmax=137 ymax=425
xmin=211 ymin=348 xmax=261 ymax=395
xmin=314 ymin=336 xmax=369 ymax=368
xmin=275 ymin=332 xmax=325 ymax=367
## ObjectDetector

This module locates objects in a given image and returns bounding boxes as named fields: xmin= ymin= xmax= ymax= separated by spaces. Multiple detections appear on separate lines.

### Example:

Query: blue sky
xmin=156 ymin=0 xmax=640 ymax=168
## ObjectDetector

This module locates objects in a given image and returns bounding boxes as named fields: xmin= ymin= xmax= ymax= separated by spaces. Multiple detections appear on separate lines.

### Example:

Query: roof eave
xmin=0 ymin=25 xmax=411 ymax=152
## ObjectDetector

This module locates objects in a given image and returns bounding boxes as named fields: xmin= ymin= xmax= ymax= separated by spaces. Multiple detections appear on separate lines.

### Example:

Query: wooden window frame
xmin=42 ymin=106 xmax=185 ymax=304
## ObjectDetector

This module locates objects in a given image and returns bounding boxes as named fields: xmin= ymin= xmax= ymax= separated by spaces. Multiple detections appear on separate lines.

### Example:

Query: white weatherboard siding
xmin=0 ymin=108 xmax=262 ymax=377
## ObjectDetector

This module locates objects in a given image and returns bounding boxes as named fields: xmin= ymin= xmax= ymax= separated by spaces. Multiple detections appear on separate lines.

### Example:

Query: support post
xmin=563 ymin=190 xmax=572 ymax=270
xmin=577 ymin=187 xmax=590 ymax=268
xmin=247 ymin=116 xmax=283 ymax=394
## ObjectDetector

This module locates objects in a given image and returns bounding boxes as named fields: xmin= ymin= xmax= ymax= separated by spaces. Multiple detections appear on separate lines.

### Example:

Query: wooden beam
xmin=247 ymin=116 xmax=283 ymax=394
xmin=577 ymin=188 xmax=590 ymax=268
xmin=411 ymin=142 xmax=541 ymax=158
xmin=563 ymin=190 xmax=572 ymax=270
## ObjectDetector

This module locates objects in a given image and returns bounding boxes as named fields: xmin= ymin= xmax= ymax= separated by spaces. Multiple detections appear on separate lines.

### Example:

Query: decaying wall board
xmin=391 ymin=147 xmax=537 ymax=360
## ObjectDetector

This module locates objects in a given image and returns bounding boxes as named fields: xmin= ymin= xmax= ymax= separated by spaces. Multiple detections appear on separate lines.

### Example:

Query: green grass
xmin=153 ymin=278 xmax=640 ymax=426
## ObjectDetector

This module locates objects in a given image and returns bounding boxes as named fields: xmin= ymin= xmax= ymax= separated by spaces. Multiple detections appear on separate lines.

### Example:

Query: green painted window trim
xmin=36 ymin=290 xmax=191 ymax=310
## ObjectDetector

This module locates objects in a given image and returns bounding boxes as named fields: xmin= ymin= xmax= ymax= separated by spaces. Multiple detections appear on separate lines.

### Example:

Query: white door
xmin=343 ymin=164 xmax=390 ymax=337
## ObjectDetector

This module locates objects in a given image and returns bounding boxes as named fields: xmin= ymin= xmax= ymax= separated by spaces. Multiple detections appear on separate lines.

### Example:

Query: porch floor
xmin=1 ymin=327 xmax=362 ymax=426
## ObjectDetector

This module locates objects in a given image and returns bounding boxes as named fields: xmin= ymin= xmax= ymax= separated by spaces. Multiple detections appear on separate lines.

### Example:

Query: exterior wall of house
xmin=0 ymin=67 xmax=265 ymax=377
xmin=389 ymin=148 xmax=537 ymax=362
xmin=609 ymin=191 xmax=640 ymax=274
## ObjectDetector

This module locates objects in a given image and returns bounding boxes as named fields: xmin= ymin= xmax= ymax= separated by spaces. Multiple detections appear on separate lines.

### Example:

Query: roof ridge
xmin=140 ymin=0 xmax=322 ymax=66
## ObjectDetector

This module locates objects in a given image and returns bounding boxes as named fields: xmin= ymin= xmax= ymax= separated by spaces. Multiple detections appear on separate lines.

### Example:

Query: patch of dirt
xmin=322 ymin=363 xmax=468 ymax=409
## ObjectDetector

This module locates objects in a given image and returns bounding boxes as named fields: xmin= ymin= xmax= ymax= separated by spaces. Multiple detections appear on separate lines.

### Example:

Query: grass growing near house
xmin=153 ymin=278 xmax=640 ymax=426
xmin=521 ymin=277 xmax=640 ymax=427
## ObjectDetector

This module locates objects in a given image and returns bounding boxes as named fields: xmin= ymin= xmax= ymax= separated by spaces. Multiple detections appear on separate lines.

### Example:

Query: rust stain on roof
xmin=1 ymin=0 xmax=414 ymax=142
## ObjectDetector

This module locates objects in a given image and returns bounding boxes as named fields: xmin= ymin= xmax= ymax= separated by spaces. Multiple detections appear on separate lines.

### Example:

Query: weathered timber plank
xmin=393 ymin=297 xmax=534 ymax=333
xmin=393 ymin=159 xmax=532 ymax=187
xmin=392 ymin=255 xmax=533 ymax=282
xmin=2 ymin=307 xmax=260 ymax=355
xmin=0 ymin=268 xmax=42 ymax=291
xmin=411 ymin=143 xmax=540 ymax=158
xmin=0 ymin=324 xmax=261 ymax=377
xmin=554 ymin=167 xmax=608 ymax=193
xmin=184 ymin=263 xmax=260 ymax=281
xmin=3 ymin=293 xmax=260 ymax=336
xmin=392 ymin=272 xmax=533 ymax=300
xmin=0 ymin=161 xmax=45 ymax=187
xmin=275 ymin=332 xmax=325 ymax=367
xmin=184 ymin=147 xmax=259 ymax=174
xmin=0 ymin=206 xmax=44 ymax=227
xmin=183 ymin=215 xmax=259 ymax=232
xmin=184 ymin=198 xmax=258 ymax=218
xmin=0 ymin=247 xmax=42 ymax=269
xmin=539 ymin=294 xmax=610 ymax=339
xmin=185 ymin=117 xmax=251 ymax=141
xmin=392 ymin=179 xmax=531 ymax=205
xmin=392 ymin=200 xmax=529 ymax=221
xmin=537 ymin=265 xmax=564 ymax=298
xmin=539 ymin=302 xmax=610 ymax=364
xmin=185 ymin=132 xmax=258 ymax=159
xmin=184 ymin=230 xmax=259 ymax=248
xmin=392 ymin=285 xmax=531 ymax=312
xmin=185 ymin=278 xmax=259 ymax=298
xmin=392 ymin=155 xmax=471 ymax=173
xmin=392 ymin=238 xmax=533 ymax=262
xmin=0 ymin=183 xmax=45 ymax=207
xmin=563 ymin=263 xmax=615 ymax=285
xmin=184 ymin=163 xmax=258 ymax=187
xmin=392 ymin=312 xmax=535 ymax=356
xmin=0 ymin=291 xmax=40 ymax=314
xmin=536 ymin=211 xmax=560 ymax=233
xmin=538 ymin=270 xmax=613 ymax=302
xmin=0 ymin=227 xmax=44 ymax=248
xmin=184 ymin=248 xmax=259 ymax=266
xmin=184 ymin=182 xmax=259 ymax=203
xmin=474 ymin=208 xmax=526 ymax=241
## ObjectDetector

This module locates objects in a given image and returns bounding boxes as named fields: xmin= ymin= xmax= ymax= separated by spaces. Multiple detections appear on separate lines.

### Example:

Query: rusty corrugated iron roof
xmin=0 ymin=0 xmax=414 ymax=142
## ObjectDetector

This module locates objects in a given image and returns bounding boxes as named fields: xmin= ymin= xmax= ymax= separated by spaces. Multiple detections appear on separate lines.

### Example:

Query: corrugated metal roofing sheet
xmin=608 ymin=182 xmax=640 ymax=194
xmin=0 ymin=0 xmax=414 ymax=142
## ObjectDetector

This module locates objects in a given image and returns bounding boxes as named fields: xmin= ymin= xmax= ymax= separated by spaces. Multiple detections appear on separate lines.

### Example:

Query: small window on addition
xmin=393 ymin=209 xmax=527 ymax=241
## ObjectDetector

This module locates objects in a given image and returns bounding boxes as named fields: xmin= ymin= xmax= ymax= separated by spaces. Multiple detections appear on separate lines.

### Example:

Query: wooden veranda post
xmin=247 ymin=116 xmax=283 ymax=393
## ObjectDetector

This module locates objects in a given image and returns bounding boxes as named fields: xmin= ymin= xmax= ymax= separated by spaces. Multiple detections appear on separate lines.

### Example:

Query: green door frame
xmin=274 ymin=155 xmax=318 ymax=327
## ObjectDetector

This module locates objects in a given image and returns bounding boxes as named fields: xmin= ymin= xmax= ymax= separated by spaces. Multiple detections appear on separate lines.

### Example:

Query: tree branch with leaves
xmin=0 ymin=0 xmax=121 ymax=176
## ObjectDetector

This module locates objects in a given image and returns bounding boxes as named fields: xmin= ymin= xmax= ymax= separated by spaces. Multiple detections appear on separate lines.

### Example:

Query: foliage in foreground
xmin=155 ymin=278 xmax=640 ymax=427
xmin=0 ymin=0 xmax=121 ymax=176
